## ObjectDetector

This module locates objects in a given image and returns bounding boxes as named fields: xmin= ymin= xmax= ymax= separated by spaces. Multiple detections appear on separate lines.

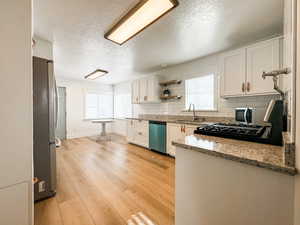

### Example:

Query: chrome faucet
xmin=188 ymin=103 xmax=197 ymax=121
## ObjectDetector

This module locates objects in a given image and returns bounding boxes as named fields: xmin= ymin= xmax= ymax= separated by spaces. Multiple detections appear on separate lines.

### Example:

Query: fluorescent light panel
xmin=105 ymin=0 xmax=179 ymax=45
xmin=84 ymin=69 xmax=108 ymax=80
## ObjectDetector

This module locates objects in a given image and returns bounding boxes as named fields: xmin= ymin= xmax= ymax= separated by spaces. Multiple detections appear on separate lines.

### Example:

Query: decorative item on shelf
xmin=159 ymin=80 xmax=182 ymax=86
xmin=163 ymin=89 xmax=171 ymax=97
xmin=160 ymin=95 xmax=182 ymax=100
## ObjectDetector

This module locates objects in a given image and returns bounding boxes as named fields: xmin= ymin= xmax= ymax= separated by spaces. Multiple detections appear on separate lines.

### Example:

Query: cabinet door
xmin=147 ymin=77 xmax=161 ymax=103
xmin=0 ymin=183 xmax=30 ymax=225
xmin=246 ymin=38 xmax=280 ymax=95
xmin=139 ymin=79 xmax=148 ymax=103
xmin=167 ymin=124 xmax=184 ymax=157
xmin=135 ymin=120 xmax=149 ymax=148
xmin=184 ymin=125 xmax=198 ymax=136
xmin=220 ymin=48 xmax=246 ymax=97
xmin=132 ymin=80 xmax=140 ymax=104
xmin=126 ymin=120 xmax=135 ymax=143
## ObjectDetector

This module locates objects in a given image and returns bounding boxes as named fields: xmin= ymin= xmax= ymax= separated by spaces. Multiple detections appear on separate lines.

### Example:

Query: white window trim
xmin=184 ymin=73 xmax=219 ymax=111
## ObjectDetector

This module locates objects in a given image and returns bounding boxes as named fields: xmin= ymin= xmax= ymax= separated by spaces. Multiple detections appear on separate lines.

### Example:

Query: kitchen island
xmin=173 ymin=134 xmax=296 ymax=225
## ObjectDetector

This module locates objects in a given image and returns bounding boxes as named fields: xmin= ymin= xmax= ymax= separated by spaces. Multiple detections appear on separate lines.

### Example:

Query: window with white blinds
xmin=185 ymin=74 xmax=217 ymax=111
xmin=85 ymin=92 xmax=113 ymax=119
xmin=114 ymin=93 xmax=132 ymax=118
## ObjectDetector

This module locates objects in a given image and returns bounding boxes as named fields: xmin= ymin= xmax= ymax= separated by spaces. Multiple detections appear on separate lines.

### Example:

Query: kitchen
xmin=1 ymin=0 xmax=300 ymax=225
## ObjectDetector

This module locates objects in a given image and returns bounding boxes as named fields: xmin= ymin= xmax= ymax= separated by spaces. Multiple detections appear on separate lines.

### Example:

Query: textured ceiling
xmin=34 ymin=0 xmax=284 ymax=84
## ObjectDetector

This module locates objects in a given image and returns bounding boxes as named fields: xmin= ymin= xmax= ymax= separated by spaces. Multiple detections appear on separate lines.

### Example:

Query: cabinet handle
xmin=180 ymin=126 xmax=183 ymax=132
xmin=183 ymin=126 xmax=186 ymax=133
xmin=242 ymin=83 xmax=245 ymax=92
xmin=247 ymin=82 xmax=250 ymax=92
xmin=136 ymin=97 xmax=138 ymax=102
xmin=138 ymin=132 xmax=142 ymax=135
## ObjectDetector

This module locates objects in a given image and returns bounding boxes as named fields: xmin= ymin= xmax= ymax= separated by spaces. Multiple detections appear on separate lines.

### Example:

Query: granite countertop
xmin=125 ymin=117 xmax=226 ymax=126
xmin=172 ymin=134 xmax=297 ymax=176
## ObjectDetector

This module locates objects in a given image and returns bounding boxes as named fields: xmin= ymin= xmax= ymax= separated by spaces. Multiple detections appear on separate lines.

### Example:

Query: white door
xmin=167 ymin=124 xmax=184 ymax=156
xmin=132 ymin=80 xmax=140 ymax=104
xmin=220 ymin=48 xmax=247 ymax=97
xmin=246 ymin=38 xmax=280 ymax=95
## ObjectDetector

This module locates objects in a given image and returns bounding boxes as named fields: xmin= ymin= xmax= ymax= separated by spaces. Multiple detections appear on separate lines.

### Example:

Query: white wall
xmin=0 ymin=0 xmax=33 ymax=224
xmin=57 ymin=78 xmax=114 ymax=139
xmin=33 ymin=37 xmax=53 ymax=60
xmin=112 ymin=82 xmax=133 ymax=136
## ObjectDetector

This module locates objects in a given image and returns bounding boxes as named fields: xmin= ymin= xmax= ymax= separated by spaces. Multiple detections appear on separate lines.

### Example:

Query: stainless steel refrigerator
xmin=33 ymin=56 xmax=57 ymax=201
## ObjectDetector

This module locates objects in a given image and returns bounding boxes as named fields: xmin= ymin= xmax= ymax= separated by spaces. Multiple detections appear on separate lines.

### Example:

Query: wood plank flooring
xmin=34 ymin=136 xmax=175 ymax=225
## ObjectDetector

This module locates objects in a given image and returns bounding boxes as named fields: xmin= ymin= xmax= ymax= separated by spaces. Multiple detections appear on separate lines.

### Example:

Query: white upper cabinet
xmin=220 ymin=48 xmax=246 ymax=97
xmin=246 ymin=38 xmax=280 ymax=95
xmin=132 ymin=76 xmax=161 ymax=104
xmin=139 ymin=78 xmax=148 ymax=103
xmin=132 ymin=80 xmax=140 ymax=104
xmin=221 ymin=37 xmax=282 ymax=98
xmin=146 ymin=76 xmax=161 ymax=103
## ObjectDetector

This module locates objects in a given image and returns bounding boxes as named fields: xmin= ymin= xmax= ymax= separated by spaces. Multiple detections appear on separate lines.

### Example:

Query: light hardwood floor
xmin=34 ymin=136 xmax=175 ymax=225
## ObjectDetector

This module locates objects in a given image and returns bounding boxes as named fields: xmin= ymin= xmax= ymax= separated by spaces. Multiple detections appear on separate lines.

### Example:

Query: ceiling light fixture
xmin=84 ymin=69 xmax=108 ymax=80
xmin=105 ymin=0 xmax=179 ymax=45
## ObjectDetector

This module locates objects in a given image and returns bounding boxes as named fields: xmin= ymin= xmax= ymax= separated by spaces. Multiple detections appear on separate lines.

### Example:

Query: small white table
xmin=92 ymin=119 xmax=114 ymax=141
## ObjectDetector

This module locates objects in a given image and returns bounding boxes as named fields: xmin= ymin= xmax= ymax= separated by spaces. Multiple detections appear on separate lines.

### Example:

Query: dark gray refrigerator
xmin=33 ymin=56 xmax=57 ymax=201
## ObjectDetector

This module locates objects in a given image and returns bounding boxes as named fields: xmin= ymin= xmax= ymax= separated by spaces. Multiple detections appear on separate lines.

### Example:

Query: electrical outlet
xmin=38 ymin=181 xmax=46 ymax=192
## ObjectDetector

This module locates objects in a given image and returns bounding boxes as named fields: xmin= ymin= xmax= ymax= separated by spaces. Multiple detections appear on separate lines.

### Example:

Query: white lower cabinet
xmin=127 ymin=120 xmax=135 ymax=143
xmin=126 ymin=120 xmax=149 ymax=148
xmin=167 ymin=123 xmax=198 ymax=157
xmin=167 ymin=124 xmax=184 ymax=157
xmin=0 ymin=182 xmax=30 ymax=225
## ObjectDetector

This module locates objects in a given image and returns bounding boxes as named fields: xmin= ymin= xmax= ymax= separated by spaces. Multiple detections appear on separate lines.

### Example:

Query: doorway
xmin=56 ymin=87 xmax=67 ymax=140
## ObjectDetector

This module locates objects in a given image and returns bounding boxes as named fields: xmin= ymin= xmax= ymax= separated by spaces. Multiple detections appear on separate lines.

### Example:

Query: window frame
xmin=184 ymin=74 xmax=218 ymax=112
xmin=83 ymin=90 xmax=114 ymax=120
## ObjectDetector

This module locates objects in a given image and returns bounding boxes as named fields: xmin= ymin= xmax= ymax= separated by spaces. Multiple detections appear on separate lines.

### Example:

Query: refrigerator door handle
xmin=54 ymin=78 xmax=58 ymax=130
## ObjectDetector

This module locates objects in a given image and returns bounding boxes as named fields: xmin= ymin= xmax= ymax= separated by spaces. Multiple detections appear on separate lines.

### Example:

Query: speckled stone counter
xmin=172 ymin=134 xmax=297 ymax=176
xmin=126 ymin=114 xmax=234 ymax=126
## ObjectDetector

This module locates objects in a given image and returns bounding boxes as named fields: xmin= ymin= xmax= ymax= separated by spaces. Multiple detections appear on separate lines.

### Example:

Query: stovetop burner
xmin=195 ymin=123 xmax=271 ymax=144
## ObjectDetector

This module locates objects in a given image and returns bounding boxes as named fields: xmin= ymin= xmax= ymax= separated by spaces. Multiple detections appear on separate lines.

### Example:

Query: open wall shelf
xmin=159 ymin=80 xmax=182 ymax=86
xmin=160 ymin=95 xmax=182 ymax=100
